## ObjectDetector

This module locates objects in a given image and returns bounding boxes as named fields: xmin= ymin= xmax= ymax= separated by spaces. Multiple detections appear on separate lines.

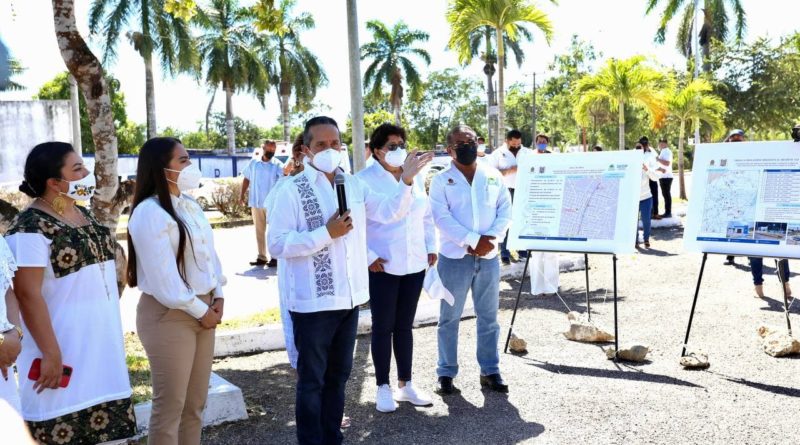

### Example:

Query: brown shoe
xmin=785 ymin=283 xmax=792 ymax=298
xmin=652 ymin=215 xmax=663 ymax=220
xmin=754 ymin=285 xmax=765 ymax=298
xmin=644 ymin=241 xmax=650 ymax=248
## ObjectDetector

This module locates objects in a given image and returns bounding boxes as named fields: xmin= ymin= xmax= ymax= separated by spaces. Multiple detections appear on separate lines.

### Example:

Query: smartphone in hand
xmin=28 ymin=358 xmax=73 ymax=388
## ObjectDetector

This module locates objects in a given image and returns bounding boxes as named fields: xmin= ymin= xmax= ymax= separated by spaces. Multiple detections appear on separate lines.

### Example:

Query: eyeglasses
xmin=384 ymin=143 xmax=406 ymax=151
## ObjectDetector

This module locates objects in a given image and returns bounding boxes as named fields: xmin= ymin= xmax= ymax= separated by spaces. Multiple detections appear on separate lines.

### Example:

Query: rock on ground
xmin=606 ymin=345 xmax=650 ymax=362
xmin=564 ymin=311 xmax=615 ymax=342
xmin=757 ymin=325 xmax=800 ymax=357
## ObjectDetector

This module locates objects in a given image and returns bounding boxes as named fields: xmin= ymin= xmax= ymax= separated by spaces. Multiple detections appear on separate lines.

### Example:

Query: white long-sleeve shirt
xmin=356 ymin=161 xmax=437 ymax=276
xmin=128 ymin=194 xmax=226 ymax=319
xmin=429 ymin=163 xmax=512 ymax=260
xmin=487 ymin=144 xmax=534 ymax=189
xmin=640 ymin=150 xmax=662 ymax=200
xmin=267 ymin=164 xmax=414 ymax=313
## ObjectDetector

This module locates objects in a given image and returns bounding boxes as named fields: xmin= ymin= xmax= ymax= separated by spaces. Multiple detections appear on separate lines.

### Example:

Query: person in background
xmin=358 ymin=123 xmax=436 ymax=413
xmin=724 ymin=129 xmax=791 ymax=298
xmin=364 ymin=139 xmax=376 ymax=168
xmin=268 ymin=116 xmax=432 ymax=445
xmin=430 ymin=125 xmax=512 ymax=395
xmin=241 ymin=140 xmax=284 ymax=267
xmin=8 ymin=142 xmax=135 ymax=444
xmin=489 ymin=129 xmax=532 ymax=265
xmin=639 ymin=136 xmax=661 ymax=220
xmin=529 ymin=134 xmax=560 ymax=296
xmin=0 ymin=236 xmax=22 ymax=414
xmin=128 ymin=137 xmax=226 ymax=445
xmin=635 ymin=142 xmax=662 ymax=248
xmin=656 ymin=138 xmax=673 ymax=218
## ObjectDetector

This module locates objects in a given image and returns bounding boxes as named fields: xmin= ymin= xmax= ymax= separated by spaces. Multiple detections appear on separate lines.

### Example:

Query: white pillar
xmin=346 ymin=0 xmax=365 ymax=173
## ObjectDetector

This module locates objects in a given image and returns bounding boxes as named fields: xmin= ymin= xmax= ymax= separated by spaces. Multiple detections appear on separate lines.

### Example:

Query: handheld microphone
xmin=334 ymin=173 xmax=348 ymax=216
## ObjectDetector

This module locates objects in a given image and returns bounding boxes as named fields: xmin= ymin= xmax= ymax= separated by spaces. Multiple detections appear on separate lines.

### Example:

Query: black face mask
xmin=454 ymin=142 xmax=478 ymax=165
xmin=508 ymin=145 xmax=521 ymax=152
xmin=264 ymin=151 xmax=275 ymax=160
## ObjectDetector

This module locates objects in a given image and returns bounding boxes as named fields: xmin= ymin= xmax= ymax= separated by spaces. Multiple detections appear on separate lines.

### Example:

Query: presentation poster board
xmin=684 ymin=141 xmax=800 ymax=259
xmin=507 ymin=150 xmax=642 ymax=254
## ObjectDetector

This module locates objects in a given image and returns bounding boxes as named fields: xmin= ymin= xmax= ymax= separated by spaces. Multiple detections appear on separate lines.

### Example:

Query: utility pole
xmin=531 ymin=72 xmax=537 ymax=142
xmin=68 ymin=74 xmax=82 ymax=155
xmin=346 ymin=0 xmax=365 ymax=173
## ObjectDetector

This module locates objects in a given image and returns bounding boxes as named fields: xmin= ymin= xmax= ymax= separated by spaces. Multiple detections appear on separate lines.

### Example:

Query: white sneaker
xmin=394 ymin=381 xmax=433 ymax=406
xmin=376 ymin=384 xmax=397 ymax=413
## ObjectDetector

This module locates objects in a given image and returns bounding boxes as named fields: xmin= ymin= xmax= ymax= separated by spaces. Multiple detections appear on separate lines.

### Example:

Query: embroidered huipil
xmin=4 ymin=208 xmax=134 ymax=428
xmin=268 ymin=165 xmax=414 ymax=313
xmin=429 ymin=163 xmax=513 ymax=260
xmin=128 ymin=194 xmax=226 ymax=319
xmin=356 ymin=161 xmax=437 ymax=276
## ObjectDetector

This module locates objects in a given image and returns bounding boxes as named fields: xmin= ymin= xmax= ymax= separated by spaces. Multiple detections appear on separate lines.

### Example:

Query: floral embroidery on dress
xmin=0 ymin=237 xmax=17 ymax=294
xmin=294 ymin=174 xmax=335 ymax=298
xmin=5 ymin=207 xmax=115 ymax=278
xmin=27 ymin=398 xmax=136 ymax=445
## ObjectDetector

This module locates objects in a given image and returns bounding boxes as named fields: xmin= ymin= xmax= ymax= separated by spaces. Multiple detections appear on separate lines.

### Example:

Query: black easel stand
xmin=503 ymin=250 xmax=621 ymax=359
xmin=681 ymin=253 xmax=795 ymax=357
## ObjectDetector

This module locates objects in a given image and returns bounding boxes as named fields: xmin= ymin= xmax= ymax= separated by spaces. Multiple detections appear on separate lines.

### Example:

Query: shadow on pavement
xmin=718 ymin=374 xmax=800 ymax=398
xmin=524 ymin=358 xmax=703 ymax=388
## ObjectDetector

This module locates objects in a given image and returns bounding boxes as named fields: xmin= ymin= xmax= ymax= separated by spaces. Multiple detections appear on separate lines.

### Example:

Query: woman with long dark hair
xmin=127 ymin=137 xmax=226 ymax=444
xmin=5 ymin=142 xmax=135 ymax=444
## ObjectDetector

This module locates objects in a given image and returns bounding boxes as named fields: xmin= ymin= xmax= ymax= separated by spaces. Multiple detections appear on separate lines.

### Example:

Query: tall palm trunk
xmin=618 ymin=101 xmax=626 ymax=150
xmin=225 ymin=84 xmax=235 ymax=154
xmin=205 ymin=86 xmax=216 ymax=136
xmin=144 ymin=52 xmax=157 ymax=138
xmin=495 ymin=27 xmax=506 ymax=137
xmin=678 ymin=119 xmax=687 ymax=200
xmin=390 ymin=68 xmax=403 ymax=126
xmin=280 ymin=79 xmax=291 ymax=142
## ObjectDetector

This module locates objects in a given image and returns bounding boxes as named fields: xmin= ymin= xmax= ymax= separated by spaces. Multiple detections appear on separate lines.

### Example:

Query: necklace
xmin=37 ymin=198 xmax=88 ymax=227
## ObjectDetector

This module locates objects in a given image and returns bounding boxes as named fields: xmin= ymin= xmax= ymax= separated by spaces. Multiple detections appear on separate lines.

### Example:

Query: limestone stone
xmin=564 ymin=312 xmax=615 ymax=343
xmin=680 ymin=352 xmax=710 ymax=369
xmin=757 ymin=326 xmax=800 ymax=357
xmin=606 ymin=345 xmax=649 ymax=362
xmin=509 ymin=333 xmax=528 ymax=354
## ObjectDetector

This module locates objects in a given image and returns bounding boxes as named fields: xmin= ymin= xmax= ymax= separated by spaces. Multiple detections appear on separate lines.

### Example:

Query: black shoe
xmin=250 ymin=258 xmax=268 ymax=266
xmin=501 ymin=257 xmax=511 ymax=266
xmin=267 ymin=258 xmax=278 ymax=268
xmin=661 ymin=214 xmax=672 ymax=218
xmin=435 ymin=376 xmax=459 ymax=395
xmin=517 ymin=251 xmax=528 ymax=259
xmin=724 ymin=256 xmax=735 ymax=266
xmin=480 ymin=374 xmax=509 ymax=393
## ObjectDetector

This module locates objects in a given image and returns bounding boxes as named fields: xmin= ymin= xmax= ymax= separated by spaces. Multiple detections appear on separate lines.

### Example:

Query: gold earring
xmin=51 ymin=196 xmax=67 ymax=215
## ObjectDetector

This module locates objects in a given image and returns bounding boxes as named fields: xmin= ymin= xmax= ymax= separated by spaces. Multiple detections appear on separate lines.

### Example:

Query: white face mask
xmin=384 ymin=148 xmax=407 ymax=168
xmin=60 ymin=174 xmax=96 ymax=201
xmin=311 ymin=148 xmax=340 ymax=173
xmin=165 ymin=165 xmax=202 ymax=191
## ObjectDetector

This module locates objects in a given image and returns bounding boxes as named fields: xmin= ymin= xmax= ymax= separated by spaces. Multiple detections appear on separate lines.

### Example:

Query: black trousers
xmin=659 ymin=177 xmax=673 ymax=215
xmin=291 ymin=308 xmax=358 ymax=445
xmin=649 ymin=179 xmax=659 ymax=216
xmin=368 ymin=270 xmax=425 ymax=386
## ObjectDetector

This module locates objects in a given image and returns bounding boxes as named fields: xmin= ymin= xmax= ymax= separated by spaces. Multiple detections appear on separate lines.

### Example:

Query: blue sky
xmin=1 ymin=0 xmax=798 ymax=134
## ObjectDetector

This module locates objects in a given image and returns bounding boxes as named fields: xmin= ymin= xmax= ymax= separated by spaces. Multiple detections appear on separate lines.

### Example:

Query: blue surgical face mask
xmin=536 ymin=143 xmax=547 ymax=152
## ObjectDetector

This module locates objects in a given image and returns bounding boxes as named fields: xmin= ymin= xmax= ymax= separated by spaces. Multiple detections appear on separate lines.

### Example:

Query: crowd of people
xmin=0 ymin=117 xmax=794 ymax=445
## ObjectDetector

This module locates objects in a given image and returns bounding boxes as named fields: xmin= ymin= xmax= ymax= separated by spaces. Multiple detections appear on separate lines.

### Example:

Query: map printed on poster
xmin=507 ymin=150 xmax=642 ymax=254
xmin=684 ymin=141 xmax=800 ymax=259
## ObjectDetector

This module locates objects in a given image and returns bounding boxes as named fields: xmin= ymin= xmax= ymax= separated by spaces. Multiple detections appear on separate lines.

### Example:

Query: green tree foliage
xmin=709 ymin=34 xmax=800 ymax=139
xmin=211 ymin=112 xmax=266 ymax=148
xmin=34 ymin=72 xmax=142 ymax=154
xmin=405 ymin=69 xmax=485 ymax=149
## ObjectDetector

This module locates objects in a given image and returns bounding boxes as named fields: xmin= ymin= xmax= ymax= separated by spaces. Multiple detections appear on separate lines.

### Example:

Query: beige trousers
xmin=136 ymin=293 xmax=215 ymax=445
xmin=251 ymin=207 xmax=268 ymax=261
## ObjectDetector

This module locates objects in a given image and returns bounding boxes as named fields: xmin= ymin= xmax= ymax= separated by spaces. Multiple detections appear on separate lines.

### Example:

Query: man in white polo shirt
xmin=656 ymin=137 xmax=673 ymax=218
xmin=488 ymin=129 xmax=532 ymax=265
xmin=429 ymin=124 xmax=512 ymax=395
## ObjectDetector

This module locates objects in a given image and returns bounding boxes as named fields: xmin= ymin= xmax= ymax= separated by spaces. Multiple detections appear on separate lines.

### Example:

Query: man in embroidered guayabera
xmin=268 ymin=116 xmax=433 ymax=445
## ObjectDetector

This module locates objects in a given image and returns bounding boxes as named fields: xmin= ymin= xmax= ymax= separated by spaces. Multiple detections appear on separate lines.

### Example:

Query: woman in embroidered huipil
xmin=5 ymin=142 xmax=136 ymax=445
xmin=127 ymin=137 xmax=226 ymax=445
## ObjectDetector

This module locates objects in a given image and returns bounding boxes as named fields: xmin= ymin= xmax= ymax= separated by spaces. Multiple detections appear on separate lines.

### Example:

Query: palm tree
xmin=666 ymin=78 xmax=725 ymax=199
xmin=254 ymin=0 xmax=327 ymax=142
xmin=195 ymin=0 xmax=270 ymax=153
xmin=89 ymin=0 xmax=198 ymax=138
xmin=573 ymin=56 xmax=669 ymax=150
xmin=645 ymin=0 xmax=746 ymax=70
xmin=447 ymin=0 xmax=553 ymax=137
xmin=361 ymin=20 xmax=431 ymax=125
xmin=0 ymin=58 xmax=25 ymax=91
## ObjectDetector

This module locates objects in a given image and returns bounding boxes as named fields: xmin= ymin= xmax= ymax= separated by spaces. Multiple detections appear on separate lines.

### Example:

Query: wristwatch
xmin=0 ymin=325 xmax=23 ymax=346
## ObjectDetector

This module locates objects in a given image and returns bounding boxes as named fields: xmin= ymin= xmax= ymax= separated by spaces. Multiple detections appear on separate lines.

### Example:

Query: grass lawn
xmin=124 ymin=308 xmax=281 ymax=404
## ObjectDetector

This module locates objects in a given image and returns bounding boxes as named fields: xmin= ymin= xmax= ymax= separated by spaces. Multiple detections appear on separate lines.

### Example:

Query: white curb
xmin=133 ymin=372 xmax=248 ymax=437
